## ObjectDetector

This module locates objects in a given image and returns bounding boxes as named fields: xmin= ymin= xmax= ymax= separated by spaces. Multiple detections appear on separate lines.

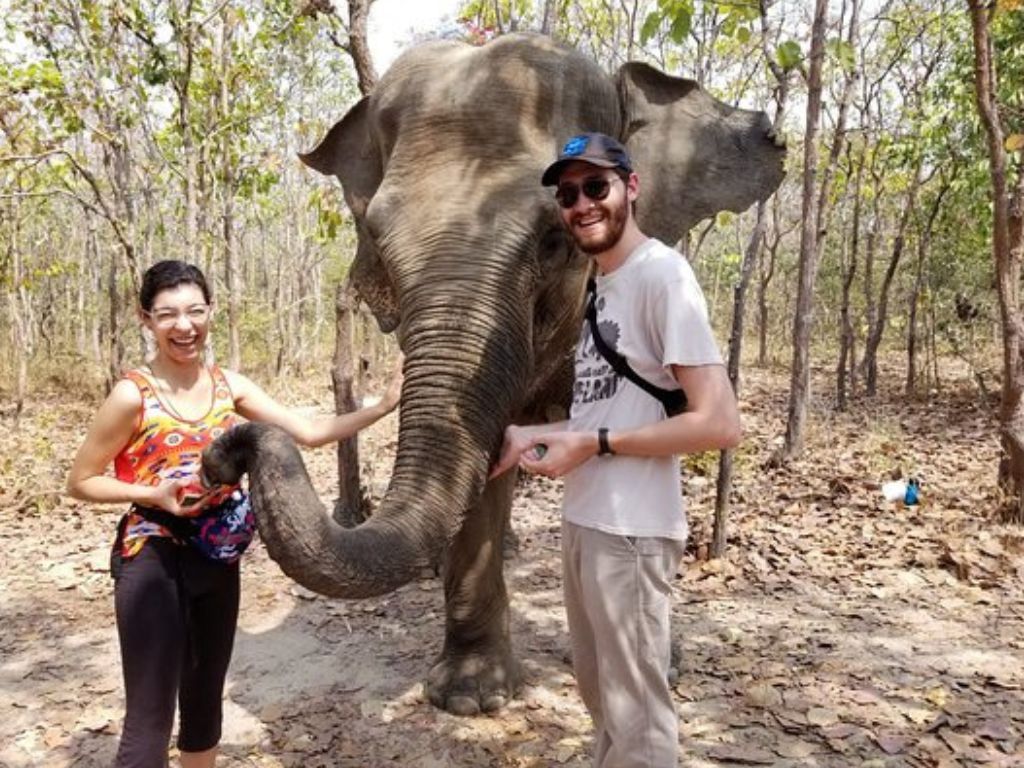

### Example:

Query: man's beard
xmin=574 ymin=196 xmax=629 ymax=255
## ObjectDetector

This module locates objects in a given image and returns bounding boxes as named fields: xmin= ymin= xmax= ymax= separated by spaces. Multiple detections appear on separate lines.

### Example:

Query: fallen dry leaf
xmin=806 ymin=707 xmax=840 ymax=727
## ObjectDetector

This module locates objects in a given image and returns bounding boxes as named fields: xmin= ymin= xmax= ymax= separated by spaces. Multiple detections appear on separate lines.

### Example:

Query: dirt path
xmin=2 ymin=366 xmax=1022 ymax=767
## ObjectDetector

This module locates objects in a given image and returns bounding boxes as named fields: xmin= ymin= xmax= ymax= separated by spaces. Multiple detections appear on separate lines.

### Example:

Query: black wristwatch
xmin=597 ymin=427 xmax=613 ymax=456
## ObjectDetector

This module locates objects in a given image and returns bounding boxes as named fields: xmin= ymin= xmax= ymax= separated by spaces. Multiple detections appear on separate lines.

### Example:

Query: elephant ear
xmin=617 ymin=62 xmax=785 ymax=243
xmin=299 ymin=96 xmax=381 ymax=218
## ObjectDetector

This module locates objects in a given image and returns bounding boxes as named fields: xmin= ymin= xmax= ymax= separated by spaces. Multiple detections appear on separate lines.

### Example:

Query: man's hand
xmin=518 ymin=430 xmax=598 ymax=479
xmin=489 ymin=425 xmax=532 ymax=479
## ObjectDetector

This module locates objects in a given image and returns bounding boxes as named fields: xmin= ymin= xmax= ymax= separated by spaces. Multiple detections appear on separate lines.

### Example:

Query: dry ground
xmin=1 ymin=362 xmax=1022 ymax=767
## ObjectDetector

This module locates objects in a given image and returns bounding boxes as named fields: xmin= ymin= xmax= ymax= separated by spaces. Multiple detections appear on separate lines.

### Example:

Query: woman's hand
xmin=146 ymin=478 xmax=198 ymax=516
xmin=146 ymin=479 xmax=186 ymax=515
xmin=381 ymin=358 xmax=404 ymax=412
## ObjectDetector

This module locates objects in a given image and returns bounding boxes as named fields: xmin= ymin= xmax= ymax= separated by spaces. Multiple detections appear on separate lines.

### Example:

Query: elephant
xmin=202 ymin=32 xmax=785 ymax=716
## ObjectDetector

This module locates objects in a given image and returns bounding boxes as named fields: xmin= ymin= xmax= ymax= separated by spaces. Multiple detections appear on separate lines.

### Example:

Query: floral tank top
xmin=114 ymin=366 xmax=240 ymax=557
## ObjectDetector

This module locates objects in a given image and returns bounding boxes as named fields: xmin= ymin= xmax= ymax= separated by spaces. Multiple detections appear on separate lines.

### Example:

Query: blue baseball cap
xmin=541 ymin=133 xmax=633 ymax=186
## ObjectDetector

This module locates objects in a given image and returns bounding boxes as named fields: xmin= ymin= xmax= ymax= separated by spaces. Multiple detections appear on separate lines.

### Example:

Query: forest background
xmin=2 ymin=0 xmax=1023 ymax=515
xmin=0 ymin=0 xmax=1021 ymax=500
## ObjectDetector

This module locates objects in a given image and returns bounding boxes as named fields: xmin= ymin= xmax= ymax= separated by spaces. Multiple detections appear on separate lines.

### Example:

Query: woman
xmin=66 ymin=260 xmax=402 ymax=768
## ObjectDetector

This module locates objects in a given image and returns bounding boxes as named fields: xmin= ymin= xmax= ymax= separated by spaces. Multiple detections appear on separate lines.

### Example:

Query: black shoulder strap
xmin=585 ymin=279 xmax=686 ymax=414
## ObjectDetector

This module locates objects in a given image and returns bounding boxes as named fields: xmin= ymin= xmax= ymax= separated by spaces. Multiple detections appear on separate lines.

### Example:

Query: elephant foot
xmin=426 ymin=646 xmax=521 ymax=715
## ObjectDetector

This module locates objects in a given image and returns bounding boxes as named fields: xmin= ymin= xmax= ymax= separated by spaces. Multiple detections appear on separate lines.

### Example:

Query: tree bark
xmin=218 ymin=13 xmax=241 ymax=370
xmin=906 ymin=178 xmax=950 ymax=396
xmin=837 ymin=141 xmax=866 ymax=410
xmin=538 ymin=0 xmax=556 ymax=35
xmin=346 ymin=0 xmax=378 ymax=94
xmin=171 ymin=0 xmax=200 ymax=264
xmin=713 ymin=202 xmax=766 ymax=557
xmin=6 ymin=192 xmax=30 ymax=423
xmin=756 ymin=195 xmax=781 ymax=367
xmin=332 ymin=283 xmax=369 ymax=526
xmin=862 ymin=158 xmax=927 ymax=396
xmin=330 ymin=0 xmax=381 ymax=520
xmin=776 ymin=0 xmax=828 ymax=463
xmin=967 ymin=0 xmax=1024 ymax=523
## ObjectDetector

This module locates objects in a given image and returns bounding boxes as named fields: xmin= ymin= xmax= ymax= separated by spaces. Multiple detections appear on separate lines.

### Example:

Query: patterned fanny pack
xmin=185 ymin=491 xmax=255 ymax=563
xmin=113 ymin=492 xmax=255 ymax=575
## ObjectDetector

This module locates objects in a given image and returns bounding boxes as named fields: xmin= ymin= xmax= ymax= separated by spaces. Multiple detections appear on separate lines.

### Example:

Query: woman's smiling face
xmin=142 ymin=283 xmax=211 ymax=364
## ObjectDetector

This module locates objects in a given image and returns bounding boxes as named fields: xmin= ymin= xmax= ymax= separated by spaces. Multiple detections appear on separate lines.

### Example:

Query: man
xmin=491 ymin=133 xmax=741 ymax=767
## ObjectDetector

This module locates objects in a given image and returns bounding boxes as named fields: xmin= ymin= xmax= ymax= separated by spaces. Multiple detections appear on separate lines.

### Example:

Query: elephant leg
xmin=426 ymin=469 xmax=520 ymax=715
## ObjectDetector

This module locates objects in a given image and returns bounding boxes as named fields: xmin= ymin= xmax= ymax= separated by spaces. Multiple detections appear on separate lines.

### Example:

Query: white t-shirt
xmin=563 ymin=238 xmax=723 ymax=541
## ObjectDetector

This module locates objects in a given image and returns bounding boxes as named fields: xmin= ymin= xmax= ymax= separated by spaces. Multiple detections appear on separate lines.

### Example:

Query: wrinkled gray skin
xmin=202 ymin=33 xmax=784 ymax=716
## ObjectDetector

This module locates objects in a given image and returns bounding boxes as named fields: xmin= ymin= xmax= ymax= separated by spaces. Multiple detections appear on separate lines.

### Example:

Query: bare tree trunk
xmin=837 ymin=141 xmax=866 ymax=410
xmin=967 ymin=0 xmax=1024 ymax=523
xmin=346 ymin=0 xmax=378 ymax=94
xmin=106 ymin=253 xmax=122 ymax=391
xmin=861 ymin=164 xmax=882 ymax=379
xmin=329 ymin=0 xmax=382 ymax=517
xmin=687 ymin=219 xmax=716 ymax=266
xmin=756 ymin=195 xmax=781 ymax=367
xmin=171 ymin=0 xmax=200 ymax=264
xmin=713 ymin=202 xmax=766 ymax=557
xmin=332 ymin=283 xmax=369 ymax=527
xmin=906 ymin=179 xmax=950 ymax=396
xmin=218 ymin=14 xmax=241 ymax=370
xmin=862 ymin=158 xmax=927 ymax=396
xmin=88 ymin=230 xmax=103 ymax=367
xmin=538 ymin=0 xmax=556 ymax=34
xmin=274 ymin=220 xmax=289 ymax=376
xmin=717 ymin=0 xmax=791 ymax=545
xmin=906 ymin=261 xmax=923 ymax=396
xmin=6 ymin=193 xmax=30 ymax=423
xmin=928 ymin=291 xmax=940 ymax=392
xmin=76 ymin=226 xmax=88 ymax=356
xmin=776 ymin=0 xmax=828 ymax=463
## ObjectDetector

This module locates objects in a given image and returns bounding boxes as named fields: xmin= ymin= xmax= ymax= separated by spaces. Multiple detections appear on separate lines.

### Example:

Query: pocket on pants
xmin=623 ymin=535 xmax=674 ymax=557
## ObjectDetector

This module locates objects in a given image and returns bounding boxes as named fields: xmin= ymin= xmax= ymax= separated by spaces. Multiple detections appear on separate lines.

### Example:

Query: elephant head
xmin=206 ymin=34 xmax=783 ymax=599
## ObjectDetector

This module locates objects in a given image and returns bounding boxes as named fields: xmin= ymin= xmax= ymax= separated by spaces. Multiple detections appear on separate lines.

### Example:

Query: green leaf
xmin=640 ymin=12 xmax=662 ymax=45
xmin=776 ymin=40 xmax=803 ymax=71
xmin=735 ymin=26 xmax=751 ymax=45
xmin=668 ymin=9 xmax=692 ymax=44
xmin=826 ymin=39 xmax=856 ymax=72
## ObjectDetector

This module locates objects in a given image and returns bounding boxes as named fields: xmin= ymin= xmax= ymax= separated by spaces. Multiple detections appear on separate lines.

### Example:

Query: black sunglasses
xmin=555 ymin=176 xmax=618 ymax=209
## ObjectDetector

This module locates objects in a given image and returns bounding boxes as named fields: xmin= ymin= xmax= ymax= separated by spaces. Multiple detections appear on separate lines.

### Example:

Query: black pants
xmin=113 ymin=537 xmax=239 ymax=768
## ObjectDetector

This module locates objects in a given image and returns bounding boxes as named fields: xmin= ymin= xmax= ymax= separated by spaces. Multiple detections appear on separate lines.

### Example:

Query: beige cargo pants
xmin=562 ymin=521 xmax=686 ymax=768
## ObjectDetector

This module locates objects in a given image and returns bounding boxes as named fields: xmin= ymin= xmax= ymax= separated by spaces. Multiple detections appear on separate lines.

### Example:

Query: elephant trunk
xmin=203 ymin=285 xmax=533 ymax=599
xmin=203 ymin=422 xmax=429 ymax=597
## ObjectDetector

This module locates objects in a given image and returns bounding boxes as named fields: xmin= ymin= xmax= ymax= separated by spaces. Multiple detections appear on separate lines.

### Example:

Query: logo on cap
xmin=562 ymin=136 xmax=590 ymax=157
xmin=541 ymin=132 xmax=633 ymax=186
